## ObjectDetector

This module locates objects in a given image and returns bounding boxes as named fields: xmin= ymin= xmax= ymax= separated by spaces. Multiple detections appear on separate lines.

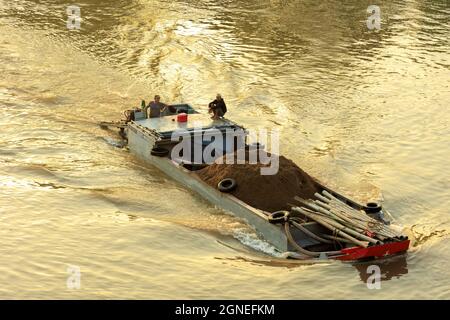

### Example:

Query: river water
xmin=0 ymin=0 xmax=449 ymax=299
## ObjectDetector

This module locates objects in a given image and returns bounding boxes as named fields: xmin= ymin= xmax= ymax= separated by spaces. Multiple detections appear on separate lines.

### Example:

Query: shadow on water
xmin=352 ymin=254 xmax=408 ymax=282
xmin=215 ymin=254 xmax=409 ymax=282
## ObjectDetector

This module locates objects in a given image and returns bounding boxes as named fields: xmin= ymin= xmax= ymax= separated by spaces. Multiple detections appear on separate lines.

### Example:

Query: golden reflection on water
xmin=0 ymin=0 xmax=449 ymax=299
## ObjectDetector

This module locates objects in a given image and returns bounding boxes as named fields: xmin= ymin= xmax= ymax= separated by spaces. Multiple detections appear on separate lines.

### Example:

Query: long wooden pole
xmin=319 ymin=191 xmax=399 ymax=238
xmin=292 ymin=207 xmax=371 ymax=248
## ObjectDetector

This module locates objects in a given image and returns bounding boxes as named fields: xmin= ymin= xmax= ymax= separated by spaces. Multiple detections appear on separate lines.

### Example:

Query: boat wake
xmin=101 ymin=136 xmax=127 ymax=148
xmin=232 ymin=228 xmax=284 ymax=258
xmin=409 ymin=224 xmax=449 ymax=248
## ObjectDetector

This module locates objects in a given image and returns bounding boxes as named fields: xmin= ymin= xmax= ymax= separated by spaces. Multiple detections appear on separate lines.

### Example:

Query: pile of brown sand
xmin=196 ymin=150 xmax=319 ymax=213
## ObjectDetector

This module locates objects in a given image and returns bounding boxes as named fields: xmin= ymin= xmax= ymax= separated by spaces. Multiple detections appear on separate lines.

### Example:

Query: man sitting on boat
xmin=145 ymin=95 xmax=175 ymax=118
xmin=208 ymin=94 xmax=227 ymax=120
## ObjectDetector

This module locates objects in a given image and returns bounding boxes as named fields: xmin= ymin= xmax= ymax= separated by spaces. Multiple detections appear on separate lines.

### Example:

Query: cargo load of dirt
xmin=196 ymin=150 xmax=319 ymax=213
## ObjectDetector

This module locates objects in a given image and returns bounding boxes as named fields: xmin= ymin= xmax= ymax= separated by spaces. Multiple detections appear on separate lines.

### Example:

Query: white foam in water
xmin=102 ymin=137 xmax=126 ymax=148
xmin=233 ymin=228 xmax=284 ymax=258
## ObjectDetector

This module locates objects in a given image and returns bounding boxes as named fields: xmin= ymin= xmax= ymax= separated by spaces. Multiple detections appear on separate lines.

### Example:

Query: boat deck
xmin=134 ymin=113 xmax=231 ymax=134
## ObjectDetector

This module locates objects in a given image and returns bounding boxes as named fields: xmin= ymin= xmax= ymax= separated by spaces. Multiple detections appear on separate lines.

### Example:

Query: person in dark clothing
xmin=208 ymin=94 xmax=227 ymax=120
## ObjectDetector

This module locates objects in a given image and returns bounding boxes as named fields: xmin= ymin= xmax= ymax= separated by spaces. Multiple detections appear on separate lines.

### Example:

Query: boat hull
xmin=126 ymin=121 xmax=291 ymax=251
xmin=125 ymin=120 xmax=409 ymax=261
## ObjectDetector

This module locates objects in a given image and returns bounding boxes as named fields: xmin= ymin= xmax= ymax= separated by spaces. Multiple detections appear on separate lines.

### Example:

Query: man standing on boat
xmin=208 ymin=94 xmax=227 ymax=120
xmin=145 ymin=95 xmax=172 ymax=118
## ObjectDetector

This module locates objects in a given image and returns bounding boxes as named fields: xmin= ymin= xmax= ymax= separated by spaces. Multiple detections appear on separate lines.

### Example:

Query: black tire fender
xmin=218 ymin=178 xmax=237 ymax=193
xmin=151 ymin=147 xmax=169 ymax=157
xmin=268 ymin=211 xmax=290 ymax=224
xmin=365 ymin=202 xmax=382 ymax=213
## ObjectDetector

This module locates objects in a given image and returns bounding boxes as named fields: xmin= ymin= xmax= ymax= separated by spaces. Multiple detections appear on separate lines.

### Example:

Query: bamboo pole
xmin=319 ymin=191 xmax=399 ymax=238
xmin=299 ymin=197 xmax=382 ymax=238
xmin=329 ymin=200 xmax=397 ymax=238
xmin=304 ymin=199 xmax=385 ymax=240
xmin=320 ymin=234 xmax=355 ymax=245
xmin=314 ymin=200 xmax=332 ymax=211
xmin=292 ymin=207 xmax=370 ymax=248
xmin=314 ymin=192 xmax=331 ymax=203
xmin=327 ymin=201 xmax=396 ymax=238
xmin=294 ymin=206 xmax=381 ymax=245
xmin=313 ymin=213 xmax=380 ymax=245
xmin=294 ymin=197 xmax=348 ymax=225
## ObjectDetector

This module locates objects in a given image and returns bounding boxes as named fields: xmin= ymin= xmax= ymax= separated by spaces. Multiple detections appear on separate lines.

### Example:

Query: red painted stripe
xmin=335 ymin=240 xmax=410 ymax=261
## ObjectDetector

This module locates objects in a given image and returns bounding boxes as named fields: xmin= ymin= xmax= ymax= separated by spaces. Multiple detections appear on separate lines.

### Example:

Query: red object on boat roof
xmin=177 ymin=113 xmax=188 ymax=122
xmin=335 ymin=240 xmax=410 ymax=261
